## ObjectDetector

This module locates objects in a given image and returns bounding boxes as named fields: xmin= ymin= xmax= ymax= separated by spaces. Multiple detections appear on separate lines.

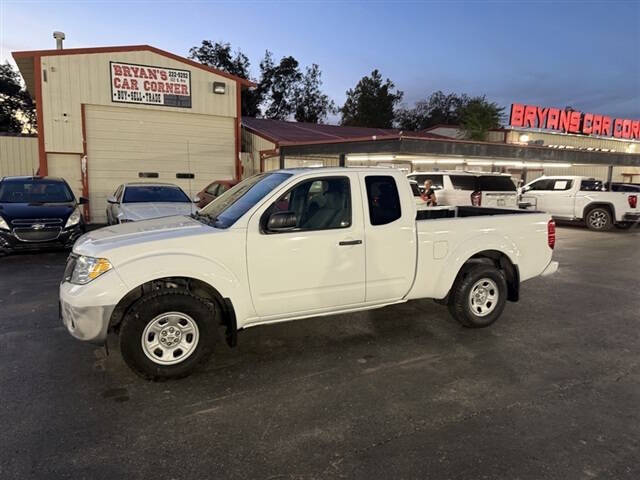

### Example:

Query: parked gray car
xmin=106 ymin=183 xmax=196 ymax=225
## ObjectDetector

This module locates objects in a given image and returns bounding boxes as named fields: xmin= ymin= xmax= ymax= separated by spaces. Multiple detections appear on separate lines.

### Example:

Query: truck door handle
xmin=339 ymin=240 xmax=362 ymax=246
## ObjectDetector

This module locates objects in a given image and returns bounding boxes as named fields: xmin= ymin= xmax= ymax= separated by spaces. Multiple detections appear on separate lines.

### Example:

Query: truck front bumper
xmin=60 ymin=280 xmax=118 ymax=345
xmin=541 ymin=260 xmax=559 ymax=277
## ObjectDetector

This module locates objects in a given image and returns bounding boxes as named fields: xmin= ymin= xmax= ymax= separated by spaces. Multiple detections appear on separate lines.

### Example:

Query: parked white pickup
xmin=407 ymin=171 xmax=518 ymax=208
xmin=520 ymin=176 xmax=639 ymax=231
xmin=61 ymin=168 xmax=558 ymax=380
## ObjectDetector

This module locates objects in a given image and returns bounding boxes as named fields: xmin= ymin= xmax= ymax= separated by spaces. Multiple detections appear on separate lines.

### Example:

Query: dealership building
xmin=3 ymin=40 xmax=639 ymax=224
xmin=10 ymin=43 xmax=252 ymax=223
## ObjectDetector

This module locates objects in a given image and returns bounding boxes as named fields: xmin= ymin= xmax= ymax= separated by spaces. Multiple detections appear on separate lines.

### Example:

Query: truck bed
xmin=416 ymin=205 xmax=538 ymax=221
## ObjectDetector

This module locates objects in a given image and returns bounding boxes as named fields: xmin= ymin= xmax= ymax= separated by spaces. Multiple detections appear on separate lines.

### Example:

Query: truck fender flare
xmin=583 ymin=202 xmax=616 ymax=220
xmin=434 ymin=235 xmax=520 ymax=300
xmin=107 ymin=254 xmax=247 ymax=343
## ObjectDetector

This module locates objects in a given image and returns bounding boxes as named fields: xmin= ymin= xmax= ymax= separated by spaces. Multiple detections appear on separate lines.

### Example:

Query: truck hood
xmin=73 ymin=215 xmax=213 ymax=258
xmin=119 ymin=202 xmax=195 ymax=222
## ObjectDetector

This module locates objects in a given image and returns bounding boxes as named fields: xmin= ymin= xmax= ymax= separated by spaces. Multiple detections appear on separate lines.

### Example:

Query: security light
xmin=213 ymin=82 xmax=226 ymax=94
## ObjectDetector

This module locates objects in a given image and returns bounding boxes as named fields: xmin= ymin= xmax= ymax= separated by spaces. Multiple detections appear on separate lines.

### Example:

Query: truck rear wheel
xmin=119 ymin=290 xmax=218 ymax=380
xmin=448 ymin=265 xmax=507 ymax=328
xmin=585 ymin=207 xmax=613 ymax=231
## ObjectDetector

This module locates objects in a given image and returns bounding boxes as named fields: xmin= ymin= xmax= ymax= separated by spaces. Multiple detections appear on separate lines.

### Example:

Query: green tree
xmin=395 ymin=91 xmax=469 ymax=131
xmin=260 ymin=51 xmax=303 ymax=120
xmin=0 ymin=62 xmax=36 ymax=133
xmin=459 ymin=96 xmax=504 ymax=140
xmin=188 ymin=40 xmax=261 ymax=117
xmin=293 ymin=64 xmax=336 ymax=123
xmin=340 ymin=70 xmax=403 ymax=128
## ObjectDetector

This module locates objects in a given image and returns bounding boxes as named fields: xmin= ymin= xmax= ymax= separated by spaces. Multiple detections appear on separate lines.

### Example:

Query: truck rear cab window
xmin=580 ymin=180 xmax=603 ymax=191
xmin=450 ymin=175 xmax=478 ymax=191
xmin=268 ymin=177 xmax=351 ymax=231
xmin=365 ymin=176 xmax=401 ymax=225
xmin=477 ymin=176 xmax=517 ymax=191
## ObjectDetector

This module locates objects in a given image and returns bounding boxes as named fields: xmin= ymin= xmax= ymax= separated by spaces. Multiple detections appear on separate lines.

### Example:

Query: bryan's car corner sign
xmin=110 ymin=62 xmax=192 ymax=108
xmin=510 ymin=103 xmax=640 ymax=140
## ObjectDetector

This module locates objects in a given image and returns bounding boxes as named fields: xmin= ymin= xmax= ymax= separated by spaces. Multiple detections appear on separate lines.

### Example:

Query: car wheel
xmin=448 ymin=265 xmax=508 ymax=328
xmin=585 ymin=207 xmax=613 ymax=231
xmin=119 ymin=290 xmax=219 ymax=380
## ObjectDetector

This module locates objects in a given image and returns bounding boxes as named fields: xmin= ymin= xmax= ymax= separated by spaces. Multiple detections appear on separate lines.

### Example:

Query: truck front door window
xmin=267 ymin=177 xmax=351 ymax=232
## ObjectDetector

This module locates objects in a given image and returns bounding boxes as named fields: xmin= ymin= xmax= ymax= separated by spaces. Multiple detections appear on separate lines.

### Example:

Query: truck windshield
xmin=0 ymin=180 xmax=74 ymax=203
xmin=198 ymin=172 xmax=292 ymax=229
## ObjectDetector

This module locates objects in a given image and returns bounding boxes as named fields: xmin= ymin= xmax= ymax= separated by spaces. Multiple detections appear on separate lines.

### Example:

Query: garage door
xmin=85 ymin=105 xmax=235 ymax=223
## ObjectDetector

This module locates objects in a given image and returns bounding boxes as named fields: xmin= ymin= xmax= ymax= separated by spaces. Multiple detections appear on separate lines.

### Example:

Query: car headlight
xmin=65 ymin=207 xmax=82 ymax=228
xmin=0 ymin=216 xmax=9 ymax=231
xmin=71 ymin=255 xmax=113 ymax=285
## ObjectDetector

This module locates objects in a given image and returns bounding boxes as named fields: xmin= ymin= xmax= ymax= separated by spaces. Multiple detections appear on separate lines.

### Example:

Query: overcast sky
xmin=2 ymin=0 xmax=639 ymax=123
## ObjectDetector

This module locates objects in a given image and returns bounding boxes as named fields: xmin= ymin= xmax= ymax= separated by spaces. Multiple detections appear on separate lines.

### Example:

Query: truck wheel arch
xmin=108 ymin=277 xmax=238 ymax=347
xmin=583 ymin=202 xmax=615 ymax=221
xmin=452 ymin=250 xmax=520 ymax=303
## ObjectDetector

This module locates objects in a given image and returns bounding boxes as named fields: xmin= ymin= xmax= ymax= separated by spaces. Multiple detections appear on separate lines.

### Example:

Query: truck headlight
xmin=0 ymin=216 xmax=9 ymax=231
xmin=65 ymin=207 xmax=82 ymax=228
xmin=71 ymin=255 xmax=112 ymax=284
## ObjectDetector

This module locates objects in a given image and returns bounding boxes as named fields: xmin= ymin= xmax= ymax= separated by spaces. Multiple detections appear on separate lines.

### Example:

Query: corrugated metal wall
xmin=0 ymin=135 xmax=38 ymax=177
xmin=242 ymin=130 xmax=340 ymax=174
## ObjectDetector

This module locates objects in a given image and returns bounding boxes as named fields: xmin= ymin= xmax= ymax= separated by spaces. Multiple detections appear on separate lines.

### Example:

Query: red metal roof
xmin=242 ymin=117 xmax=447 ymax=145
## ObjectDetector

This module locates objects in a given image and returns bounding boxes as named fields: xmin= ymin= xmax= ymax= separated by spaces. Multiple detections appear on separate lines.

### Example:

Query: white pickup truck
xmin=520 ymin=176 xmax=639 ymax=231
xmin=60 ymin=168 xmax=558 ymax=380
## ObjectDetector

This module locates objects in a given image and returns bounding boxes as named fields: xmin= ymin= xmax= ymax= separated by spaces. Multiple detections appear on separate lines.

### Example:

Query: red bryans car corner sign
xmin=110 ymin=62 xmax=192 ymax=108
xmin=510 ymin=103 xmax=640 ymax=140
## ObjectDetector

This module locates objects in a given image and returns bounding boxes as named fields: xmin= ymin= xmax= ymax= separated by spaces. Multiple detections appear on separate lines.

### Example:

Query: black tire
xmin=119 ymin=289 xmax=219 ymax=380
xmin=447 ymin=265 xmax=508 ymax=328
xmin=585 ymin=207 xmax=613 ymax=231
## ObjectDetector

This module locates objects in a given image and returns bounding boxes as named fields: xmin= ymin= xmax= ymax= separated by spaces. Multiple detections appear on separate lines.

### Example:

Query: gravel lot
xmin=1 ymin=224 xmax=639 ymax=479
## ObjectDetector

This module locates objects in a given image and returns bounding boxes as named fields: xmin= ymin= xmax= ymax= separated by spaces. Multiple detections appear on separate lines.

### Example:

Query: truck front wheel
xmin=119 ymin=290 xmax=218 ymax=380
xmin=585 ymin=207 xmax=613 ymax=231
xmin=448 ymin=265 xmax=508 ymax=328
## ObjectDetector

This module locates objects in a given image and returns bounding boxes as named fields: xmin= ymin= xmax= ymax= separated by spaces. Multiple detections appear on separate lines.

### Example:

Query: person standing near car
xmin=421 ymin=180 xmax=438 ymax=206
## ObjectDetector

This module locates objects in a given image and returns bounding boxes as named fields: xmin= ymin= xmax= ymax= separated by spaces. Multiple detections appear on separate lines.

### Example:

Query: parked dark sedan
xmin=0 ymin=176 xmax=87 ymax=254
xmin=194 ymin=179 xmax=238 ymax=208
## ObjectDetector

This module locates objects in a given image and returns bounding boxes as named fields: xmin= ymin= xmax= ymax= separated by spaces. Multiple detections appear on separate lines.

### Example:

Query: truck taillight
xmin=629 ymin=195 xmax=638 ymax=209
xmin=548 ymin=219 xmax=556 ymax=250
xmin=471 ymin=191 xmax=482 ymax=206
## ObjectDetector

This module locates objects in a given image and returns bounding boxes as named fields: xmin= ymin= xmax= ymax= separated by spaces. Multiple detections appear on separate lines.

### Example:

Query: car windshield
xmin=197 ymin=172 xmax=292 ymax=229
xmin=123 ymin=185 xmax=190 ymax=203
xmin=0 ymin=179 xmax=74 ymax=203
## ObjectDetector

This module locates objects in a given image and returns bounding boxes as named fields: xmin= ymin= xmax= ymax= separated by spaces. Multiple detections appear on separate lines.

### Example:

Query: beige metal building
xmin=13 ymin=44 xmax=252 ymax=223
xmin=0 ymin=134 xmax=38 ymax=177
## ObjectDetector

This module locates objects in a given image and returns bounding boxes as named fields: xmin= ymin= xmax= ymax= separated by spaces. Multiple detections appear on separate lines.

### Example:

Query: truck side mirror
xmin=267 ymin=211 xmax=297 ymax=232
xmin=107 ymin=196 xmax=118 ymax=204
xmin=78 ymin=197 xmax=89 ymax=205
